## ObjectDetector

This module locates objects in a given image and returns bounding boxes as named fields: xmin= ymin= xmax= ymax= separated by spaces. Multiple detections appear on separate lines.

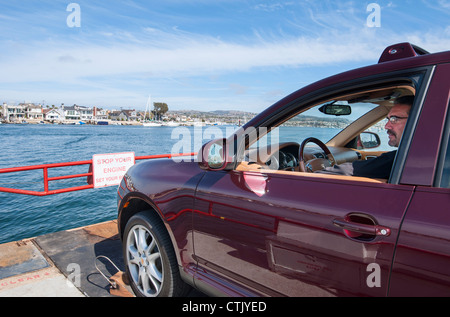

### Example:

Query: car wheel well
xmin=119 ymin=198 xmax=165 ymax=239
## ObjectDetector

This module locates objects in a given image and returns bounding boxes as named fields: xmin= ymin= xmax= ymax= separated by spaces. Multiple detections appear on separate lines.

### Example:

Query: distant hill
xmin=167 ymin=109 xmax=350 ymax=128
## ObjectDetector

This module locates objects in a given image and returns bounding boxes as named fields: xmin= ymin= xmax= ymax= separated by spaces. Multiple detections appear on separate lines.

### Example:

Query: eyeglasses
xmin=385 ymin=115 xmax=408 ymax=124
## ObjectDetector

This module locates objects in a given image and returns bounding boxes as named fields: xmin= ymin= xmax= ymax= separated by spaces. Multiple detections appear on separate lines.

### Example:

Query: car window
xmin=251 ymin=86 xmax=415 ymax=152
xmin=238 ymin=82 xmax=420 ymax=180
xmin=438 ymin=105 xmax=450 ymax=188
xmin=441 ymin=143 xmax=450 ymax=188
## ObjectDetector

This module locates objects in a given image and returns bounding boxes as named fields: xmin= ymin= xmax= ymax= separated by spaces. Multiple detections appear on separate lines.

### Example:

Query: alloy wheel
xmin=125 ymin=224 xmax=164 ymax=296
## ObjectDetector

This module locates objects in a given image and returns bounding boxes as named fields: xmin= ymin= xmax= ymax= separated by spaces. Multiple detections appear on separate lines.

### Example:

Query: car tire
xmin=122 ymin=210 xmax=191 ymax=297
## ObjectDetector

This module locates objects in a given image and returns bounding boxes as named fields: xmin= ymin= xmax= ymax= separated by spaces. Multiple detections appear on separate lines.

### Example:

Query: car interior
xmin=236 ymin=85 xmax=416 ymax=183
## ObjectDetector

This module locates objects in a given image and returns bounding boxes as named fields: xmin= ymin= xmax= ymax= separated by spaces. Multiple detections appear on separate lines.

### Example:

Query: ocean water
xmin=0 ymin=123 xmax=340 ymax=244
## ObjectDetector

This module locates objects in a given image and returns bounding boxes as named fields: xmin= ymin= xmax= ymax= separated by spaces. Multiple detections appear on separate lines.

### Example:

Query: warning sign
xmin=92 ymin=152 xmax=135 ymax=188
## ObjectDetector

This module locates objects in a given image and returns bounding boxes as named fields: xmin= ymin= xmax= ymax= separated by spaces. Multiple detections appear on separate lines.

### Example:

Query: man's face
xmin=385 ymin=104 xmax=411 ymax=147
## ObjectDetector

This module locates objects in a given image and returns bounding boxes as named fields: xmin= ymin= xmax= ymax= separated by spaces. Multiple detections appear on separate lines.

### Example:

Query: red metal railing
xmin=0 ymin=153 xmax=196 ymax=196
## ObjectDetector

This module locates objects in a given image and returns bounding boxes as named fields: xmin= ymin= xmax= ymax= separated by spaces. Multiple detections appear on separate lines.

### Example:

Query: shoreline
xmin=0 ymin=119 xmax=228 ymax=127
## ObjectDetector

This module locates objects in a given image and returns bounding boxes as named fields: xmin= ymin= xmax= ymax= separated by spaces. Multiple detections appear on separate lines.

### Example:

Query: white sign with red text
xmin=92 ymin=152 xmax=135 ymax=188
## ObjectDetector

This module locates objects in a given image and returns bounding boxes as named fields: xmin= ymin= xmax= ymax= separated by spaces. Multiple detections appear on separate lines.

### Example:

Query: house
xmin=2 ymin=103 xmax=25 ymax=122
xmin=78 ymin=106 xmax=93 ymax=121
xmin=44 ymin=108 xmax=65 ymax=122
xmin=109 ymin=110 xmax=123 ymax=121
xmin=93 ymin=107 xmax=108 ymax=121
xmin=136 ymin=111 xmax=147 ymax=121
xmin=61 ymin=104 xmax=93 ymax=122
xmin=110 ymin=109 xmax=138 ymax=121
xmin=121 ymin=109 xmax=138 ymax=121
xmin=22 ymin=103 xmax=44 ymax=121
xmin=62 ymin=105 xmax=80 ymax=121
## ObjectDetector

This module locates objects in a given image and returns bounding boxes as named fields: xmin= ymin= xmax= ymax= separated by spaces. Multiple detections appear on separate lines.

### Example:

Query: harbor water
xmin=0 ymin=123 xmax=341 ymax=244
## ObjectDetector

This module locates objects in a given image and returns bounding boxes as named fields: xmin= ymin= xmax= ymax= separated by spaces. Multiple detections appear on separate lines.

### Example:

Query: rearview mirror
xmin=319 ymin=103 xmax=352 ymax=116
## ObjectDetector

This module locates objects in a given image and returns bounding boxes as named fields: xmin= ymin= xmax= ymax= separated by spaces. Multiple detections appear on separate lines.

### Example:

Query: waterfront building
xmin=109 ymin=109 xmax=138 ymax=122
xmin=1 ymin=102 xmax=115 ymax=124
xmin=61 ymin=104 xmax=93 ymax=122
xmin=1 ymin=102 xmax=7 ymax=120
xmin=22 ymin=103 xmax=44 ymax=121
xmin=2 ymin=103 xmax=25 ymax=122
xmin=93 ymin=107 xmax=108 ymax=121
xmin=121 ymin=109 xmax=138 ymax=121
xmin=78 ymin=106 xmax=93 ymax=122
xmin=44 ymin=108 xmax=64 ymax=122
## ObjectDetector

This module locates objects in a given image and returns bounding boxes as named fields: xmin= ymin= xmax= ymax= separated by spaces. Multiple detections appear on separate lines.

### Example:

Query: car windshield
xmin=280 ymin=102 xmax=380 ymax=145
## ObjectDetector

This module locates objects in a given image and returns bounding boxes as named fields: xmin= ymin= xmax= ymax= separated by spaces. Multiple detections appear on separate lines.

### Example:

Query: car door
xmin=389 ymin=63 xmax=450 ymax=296
xmin=191 ymin=70 xmax=432 ymax=296
xmin=193 ymin=168 xmax=414 ymax=296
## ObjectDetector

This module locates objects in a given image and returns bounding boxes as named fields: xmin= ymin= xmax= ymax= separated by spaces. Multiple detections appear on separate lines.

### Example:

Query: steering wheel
xmin=298 ymin=137 xmax=336 ymax=172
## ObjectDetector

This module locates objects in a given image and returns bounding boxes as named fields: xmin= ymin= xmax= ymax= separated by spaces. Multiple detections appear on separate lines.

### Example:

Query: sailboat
xmin=142 ymin=95 xmax=162 ymax=127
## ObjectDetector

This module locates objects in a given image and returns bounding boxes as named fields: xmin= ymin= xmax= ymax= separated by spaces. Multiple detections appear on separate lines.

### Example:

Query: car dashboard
xmin=245 ymin=142 xmax=362 ymax=171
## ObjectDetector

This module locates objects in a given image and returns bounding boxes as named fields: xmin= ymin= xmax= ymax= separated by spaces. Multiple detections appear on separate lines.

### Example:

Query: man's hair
xmin=395 ymin=95 xmax=414 ymax=107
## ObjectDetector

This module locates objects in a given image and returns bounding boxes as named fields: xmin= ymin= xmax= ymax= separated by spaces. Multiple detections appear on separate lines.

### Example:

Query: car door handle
xmin=333 ymin=218 xmax=391 ymax=237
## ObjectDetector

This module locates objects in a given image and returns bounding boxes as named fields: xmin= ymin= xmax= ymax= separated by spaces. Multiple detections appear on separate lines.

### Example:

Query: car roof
xmin=248 ymin=43 xmax=450 ymax=127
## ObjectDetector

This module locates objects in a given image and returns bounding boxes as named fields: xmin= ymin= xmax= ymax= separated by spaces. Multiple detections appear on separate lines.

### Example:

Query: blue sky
xmin=1 ymin=0 xmax=449 ymax=113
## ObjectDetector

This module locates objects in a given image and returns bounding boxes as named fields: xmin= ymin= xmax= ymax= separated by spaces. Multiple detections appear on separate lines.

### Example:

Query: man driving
xmin=322 ymin=95 xmax=413 ymax=179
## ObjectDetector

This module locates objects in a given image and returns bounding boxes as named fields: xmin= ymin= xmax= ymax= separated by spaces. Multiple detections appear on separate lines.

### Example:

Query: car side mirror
xmin=198 ymin=138 xmax=234 ymax=170
xmin=357 ymin=132 xmax=381 ymax=149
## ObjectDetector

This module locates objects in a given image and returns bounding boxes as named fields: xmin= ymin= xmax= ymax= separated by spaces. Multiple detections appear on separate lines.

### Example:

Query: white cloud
xmin=0 ymin=33 xmax=381 ymax=85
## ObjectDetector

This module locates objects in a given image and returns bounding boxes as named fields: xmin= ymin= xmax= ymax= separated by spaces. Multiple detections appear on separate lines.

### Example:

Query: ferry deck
xmin=0 ymin=220 xmax=132 ymax=297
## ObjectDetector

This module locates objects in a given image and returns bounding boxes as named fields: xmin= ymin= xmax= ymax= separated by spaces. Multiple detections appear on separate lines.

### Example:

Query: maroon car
xmin=117 ymin=43 xmax=450 ymax=297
